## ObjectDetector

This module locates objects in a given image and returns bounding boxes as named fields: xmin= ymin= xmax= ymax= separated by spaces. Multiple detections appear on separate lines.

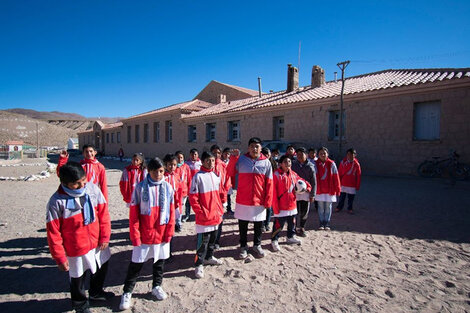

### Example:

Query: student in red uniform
xmin=119 ymin=153 xmax=147 ymax=207
xmin=336 ymin=148 xmax=361 ymax=214
xmin=57 ymin=145 xmax=108 ymax=202
xmin=175 ymin=151 xmax=191 ymax=221
xmin=284 ymin=145 xmax=296 ymax=160
xmin=271 ymin=155 xmax=310 ymax=251
xmin=184 ymin=148 xmax=202 ymax=221
xmin=163 ymin=154 xmax=182 ymax=233
xmin=119 ymin=157 xmax=175 ymax=310
xmin=261 ymin=147 xmax=277 ymax=232
xmin=315 ymin=147 xmax=341 ymax=230
xmin=221 ymin=147 xmax=234 ymax=215
xmin=227 ymin=137 xmax=273 ymax=259
xmin=47 ymin=162 xmax=112 ymax=313
xmin=189 ymin=151 xmax=226 ymax=279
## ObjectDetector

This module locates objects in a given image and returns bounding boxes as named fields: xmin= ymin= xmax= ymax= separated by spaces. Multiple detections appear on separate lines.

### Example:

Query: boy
xmin=184 ymin=148 xmax=202 ymax=221
xmin=307 ymin=147 xmax=317 ymax=163
xmin=163 ymin=154 xmax=183 ymax=232
xmin=227 ymin=137 xmax=273 ymax=259
xmin=47 ymin=162 xmax=112 ymax=313
xmin=291 ymin=147 xmax=317 ymax=237
xmin=57 ymin=145 xmax=108 ymax=202
xmin=189 ymin=152 xmax=226 ymax=278
xmin=336 ymin=148 xmax=361 ymax=214
xmin=175 ymin=151 xmax=191 ymax=222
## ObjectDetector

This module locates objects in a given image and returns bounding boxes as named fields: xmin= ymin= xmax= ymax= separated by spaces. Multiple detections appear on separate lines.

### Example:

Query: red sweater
xmin=176 ymin=163 xmax=191 ymax=198
xmin=272 ymin=168 xmax=311 ymax=215
xmin=315 ymin=158 xmax=341 ymax=196
xmin=338 ymin=158 xmax=361 ymax=190
xmin=119 ymin=165 xmax=147 ymax=204
xmin=46 ymin=184 xmax=111 ymax=265
xmin=165 ymin=171 xmax=183 ymax=213
xmin=214 ymin=158 xmax=231 ymax=197
xmin=189 ymin=167 xmax=225 ymax=226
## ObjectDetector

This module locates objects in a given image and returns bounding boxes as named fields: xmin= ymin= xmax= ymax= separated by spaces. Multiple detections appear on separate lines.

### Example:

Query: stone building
xmin=79 ymin=65 xmax=470 ymax=176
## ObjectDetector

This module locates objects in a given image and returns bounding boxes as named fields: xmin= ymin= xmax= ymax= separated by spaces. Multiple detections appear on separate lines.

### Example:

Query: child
xmin=118 ymin=147 xmax=124 ymax=162
xmin=291 ymin=147 xmax=317 ymax=237
xmin=284 ymin=145 xmax=296 ymax=160
xmin=184 ymin=148 xmax=202 ymax=221
xmin=261 ymin=147 xmax=277 ymax=232
xmin=271 ymin=155 xmax=310 ymax=251
xmin=175 ymin=151 xmax=191 ymax=222
xmin=222 ymin=147 xmax=234 ymax=215
xmin=57 ymin=145 xmax=108 ymax=202
xmin=119 ymin=157 xmax=175 ymax=310
xmin=119 ymin=153 xmax=147 ymax=207
xmin=226 ymin=137 xmax=273 ymax=259
xmin=336 ymin=148 xmax=361 ymax=214
xmin=307 ymin=147 xmax=317 ymax=164
xmin=189 ymin=152 xmax=226 ymax=278
xmin=163 ymin=154 xmax=183 ymax=232
xmin=47 ymin=162 xmax=112 ymax=313
xmin=315 ymin=147 xmax=341 ymax=230
xmin=221 ymin=147 xmax=231 ymax=164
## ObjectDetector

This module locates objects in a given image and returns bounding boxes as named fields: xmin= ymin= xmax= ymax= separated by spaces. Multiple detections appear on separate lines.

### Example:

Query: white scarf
xmin=140 ymin=175 xmax=171 ymax=225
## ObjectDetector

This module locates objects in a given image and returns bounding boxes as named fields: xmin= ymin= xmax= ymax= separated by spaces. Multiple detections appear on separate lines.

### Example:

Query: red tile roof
xmin=185 ymin=68 xmax=470 ymax=118
xmin=122 ymin=99 xmax=213 ymax=121
xmin=102 ymin=122 xmax=123 ymax=129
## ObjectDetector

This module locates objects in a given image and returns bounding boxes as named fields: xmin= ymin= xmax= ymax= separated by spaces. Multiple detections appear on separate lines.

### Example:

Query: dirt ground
xmin=0 ymin=156 xmax=469 ymax=313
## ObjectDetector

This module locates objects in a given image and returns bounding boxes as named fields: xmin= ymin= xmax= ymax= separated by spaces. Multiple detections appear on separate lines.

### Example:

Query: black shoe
xmin=175 ymin=224 xmax=182 ymax=233
xmin=182 ymin=216 xmax=189 ymax=222
xmin=264 ymin=225 xmax=271 ymax=232
xmin=89 ymin=290 xmax=114 ymax=301
xmin=75 ymin=308 xmax=92 ymax=313
xmin=297 ymin=229 xmax=307 ymax=237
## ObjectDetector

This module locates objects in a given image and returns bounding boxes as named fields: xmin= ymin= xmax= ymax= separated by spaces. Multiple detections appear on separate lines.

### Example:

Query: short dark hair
xmin=287 ymin=145 xmax=294 ymax=150
xmin=318 ymin=146 xmax=329 ymax=154
xmin=308 ymin=147 xmax=317 ymax=153
xmin=295 ymin=147 xmax=307 ymax=154
xmin=201 ymin=151 xmax=215 ymax=162
xmin=261 ymin=147 xmax=270 ymax=156
xmin=222 ymin=147 xmax=230 ymax=153
xmin=189 ymin=148 xmax=199 ymax=154
xmin=59 ymin=162 xmax=86 ymax=184
xmin=248 ymin=137 xmax=262 ymax=145
xmin=82 ymin=144 xmax=95 ymax=152
xmin=279 ymin=155 xmax=290 ymax=164
xmin=174 ymin=150 xmax=184 ymax=157
xmin=347 ymin=148 xmax=357 ymax=155
xmin=147 ymin=157 xmax=164 ymax=171
xmin=163 ymin=153 xmax=177 ymax=164
xmin=210 ymin=144 xmax=221 ymax=152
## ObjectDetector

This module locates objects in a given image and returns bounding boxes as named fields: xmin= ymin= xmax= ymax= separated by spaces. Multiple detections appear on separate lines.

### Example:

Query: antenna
xmin=298 ymin=41 xmax=301 ymax=80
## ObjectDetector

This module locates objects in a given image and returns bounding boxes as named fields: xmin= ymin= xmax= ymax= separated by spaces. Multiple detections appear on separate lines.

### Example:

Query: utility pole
xmin=36 ymin=122 xmax=39 ymax=158
xmin=337 ymin=60 xmax=350 ymax=155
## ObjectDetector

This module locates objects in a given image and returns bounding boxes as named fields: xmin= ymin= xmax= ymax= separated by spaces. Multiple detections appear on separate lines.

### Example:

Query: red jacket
xmin=46 ymin=183 xmax=111 ymax=265
xmin=175 ymin=163 xmax=191 ymax=198
xmin=315 ymin=158 xmax=341 ymax=196
xmin=185 ymin=159 xmax=202 ymax=183
xmin=338 ymin=158 xmax=361 ymax=190
xmin=129 ymin=178 xmax=175 ymax=246
xmin=165 ymin=171 xmax=183 ymax=213
xmin=120 ymin=165 xmax=147 ymax=204
xmin=272 ymin=169 xmax=311 ymax=215
xmin=214 ymin=158 xmax=231 ymax=198
xmin=57 ymin=155 xmax=108 ymax=202
xmin=226 ymin=153 xmax=273 ymax=208
xmin=189 ymin=167 xmax=225 ymax=226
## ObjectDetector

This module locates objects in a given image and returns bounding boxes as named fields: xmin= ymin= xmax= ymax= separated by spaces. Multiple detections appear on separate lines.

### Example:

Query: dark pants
xmin=184 ymin=200 xmax=191 ymax=220
xmin=215 ymin=215 xmax=224 ymax=245
xmin=195 ymin=230 xmax=217 ymax=266
xmin=337 ymin=192 xmax=356 ymax=211
xmin=238 ymin=220 xmax=263 ymax=247
xmin=264 ymin=208 xmax=273 ymax=228
xmin=226 ymin=194 xmax=233 ymax=213
xmin=70 ymin=261 xmax=109 ymax=311
xmin=296 ymin=201 xmax=310 ymax=229
xmin=271 ymin=216 xmax=296 ymax=241
xmin=123 ymin=259 xmax=165 ymax=293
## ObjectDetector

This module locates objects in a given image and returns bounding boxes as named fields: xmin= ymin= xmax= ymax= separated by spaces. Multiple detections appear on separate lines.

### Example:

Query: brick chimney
xmin=287 ymin=64 xmax=299 ymax=92
xmin=217 ymin=94 xmax=226 ymax=104
xmin=311 ymin=65 xmax=325 ymax=88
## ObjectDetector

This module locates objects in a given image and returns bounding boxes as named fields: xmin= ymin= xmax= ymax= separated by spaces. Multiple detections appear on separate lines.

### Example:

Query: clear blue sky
xmin=1 ymin=0 xmax=469 ymax=118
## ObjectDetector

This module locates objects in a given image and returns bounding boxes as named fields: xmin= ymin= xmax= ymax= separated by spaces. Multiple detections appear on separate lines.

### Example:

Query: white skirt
xmin=315 ymin=193 xmax=337 ymax=202
xmin=195 ymin=224 xmax=219 ymax=234
xmin=68 ymin=246 xmax=111 ymax=278
xmin=341 ymin=186 xmax=357 ymax=194
xmin=273 ymin=208 xmax=298 ymax=218
xmin=234 ymin=203 xmax=266 ymax=222
xmin=131 ymin=243 xmax=170 ymax=263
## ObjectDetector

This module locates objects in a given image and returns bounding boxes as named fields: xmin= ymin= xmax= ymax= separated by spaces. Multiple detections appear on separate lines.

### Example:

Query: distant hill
xmin=4 ymin=108 xmax=122 ymax=123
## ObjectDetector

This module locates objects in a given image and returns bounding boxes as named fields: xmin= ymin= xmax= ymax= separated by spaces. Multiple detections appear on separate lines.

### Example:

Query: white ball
xmin=295 ymin=180 xmax=307 ymax=194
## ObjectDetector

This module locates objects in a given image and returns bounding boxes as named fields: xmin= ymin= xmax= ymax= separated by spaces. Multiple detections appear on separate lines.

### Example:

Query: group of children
xmin=47 ymin=139 xmax=361 ymax=312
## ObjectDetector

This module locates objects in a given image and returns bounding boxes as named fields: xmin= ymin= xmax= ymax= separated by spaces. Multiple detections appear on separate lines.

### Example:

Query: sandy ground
xmin=0 ymin=156 xmax=469 ymax=313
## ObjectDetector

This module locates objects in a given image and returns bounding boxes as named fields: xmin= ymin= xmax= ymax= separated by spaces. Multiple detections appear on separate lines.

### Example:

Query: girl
xmin=175 ymin=151 xmax=191 ymax=222
xmin=189 ymin=152 xmax=226 ymax=279
xmin=120 ymin=153 xmax=147 ymax=207
xmin=336 ymin=148 xmax=361 ymax=214
xmin=271 ymin=155 xmax=310 ymax=251
xmin=119 ymin=157 xmax=175 ymax=310
xmin=315 ymin=147 xmax=341 ymax=230
xmin=261 ymin=147 xmax=277 ymax=232
xmin=184 ymin=148 xmax=202 ymax=221
xmin=163 ymin=154 xmax=183 ymax=232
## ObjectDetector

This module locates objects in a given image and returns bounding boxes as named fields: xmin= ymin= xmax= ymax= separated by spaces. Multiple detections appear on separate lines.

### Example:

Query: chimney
xmin=217 ymin=94 xmax=226 ymax=104
xmin=334 ymin=71 xmax=338 ymax=82
xmin=287 ymin=64 xmax=299 ymax=92
xmin=311 ymin=65 xmax=325 ymax=88
xmin=257 ymin=77 xmax=262 ymax=98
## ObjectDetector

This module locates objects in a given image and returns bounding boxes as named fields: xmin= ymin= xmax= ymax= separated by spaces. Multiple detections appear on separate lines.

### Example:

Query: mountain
xmin=5 ymin=108 xmax=87 ymax=120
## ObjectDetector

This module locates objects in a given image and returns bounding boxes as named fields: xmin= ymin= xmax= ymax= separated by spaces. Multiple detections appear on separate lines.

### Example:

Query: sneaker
xmin=195 ymin=265 xmax=204 ymax=279
xmin=175 ymin=224 xmax=182 ymax=233
xmin=151 ymin=286 xmax=168 ymax=300
xmin=286 ymin=236 xmax=302 ymax=245
xmin=239 ymin=246 xmax=248 ymax=259
xmin=89 ymin=290 xmax=115 ymax=301
xmin=318 ymin=226 xmax=325 ymax=230
xmin=253 ymin=245 xmax=265 ymax=258
xmin=119 ymin=293 xmax=132 ymax=310
xmin=214 ymin=243 xmax=220 ymax=250
xmin=271 ymin=240 xmax=281 ymax=252
xmin=204 ymin=256 xmax=223 ymax=265
xmin=296 ymin=228 xmax=307 ymax=237
xmin=324 ymin=226 xmax=331 ymax=231
xmin=265 ymin=225 xmax=271 ymax=232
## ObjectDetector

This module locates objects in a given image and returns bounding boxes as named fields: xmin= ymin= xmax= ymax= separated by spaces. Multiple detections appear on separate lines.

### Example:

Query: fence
xmin=0 ymin=145 xmax=48 ymax=160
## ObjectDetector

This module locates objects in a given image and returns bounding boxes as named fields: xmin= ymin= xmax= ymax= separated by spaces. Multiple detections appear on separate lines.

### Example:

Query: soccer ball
xmin=295 ymin=180 xmax=307 ymax=194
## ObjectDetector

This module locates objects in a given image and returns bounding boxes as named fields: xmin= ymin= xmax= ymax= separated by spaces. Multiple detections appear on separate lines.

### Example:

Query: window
xmin=206 ymin=123 xmax=216 ymax=142
xmin=165 ymin=121 xmax=172 ymax=142
xmin=413 ymin=101 xmax=440 ymax=140
xmin=127 ymin=126 xmax=131 ymax=143
xmin=153 ymin=122 xmax=160 ymax=143
xmin=273 ymin=116 xmax=284 ymax=140
xmin=111 ymin=133 xmax=114 ymax=143
xmin=328 ymin=110 xmax=345 ymax=140
xmin=188 ymin=125 xmax=197 ymax=142
xmin=135 ymin=125 xmax=140 ymax=143
xmin=143 ymin=123 xmax=149 ymax=143
xmin=117 ymin=132 xmax=121 ymax=143
xmin=228 ymin=121 xmax=240 ymax=141
xmin=106 ymin=133 xmax=109 ymax=143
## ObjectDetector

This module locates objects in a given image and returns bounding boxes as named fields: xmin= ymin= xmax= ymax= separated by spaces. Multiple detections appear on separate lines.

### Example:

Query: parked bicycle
xmin=418 ymin=150 xmax=470 ymax=181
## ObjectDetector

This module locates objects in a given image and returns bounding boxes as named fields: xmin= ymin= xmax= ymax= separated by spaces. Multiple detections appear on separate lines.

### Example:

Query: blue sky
xmin=0 ymin=0 xmax=469 ymax=118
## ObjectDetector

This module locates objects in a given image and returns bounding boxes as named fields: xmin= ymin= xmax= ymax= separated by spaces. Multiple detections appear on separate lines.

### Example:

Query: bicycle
xmin=417 ymin=150 xmax=470 ymax=181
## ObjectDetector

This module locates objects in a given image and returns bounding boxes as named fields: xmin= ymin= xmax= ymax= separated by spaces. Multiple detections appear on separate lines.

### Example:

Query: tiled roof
xmin=185 ymin=68 xmax=470 ymax=118
xmin=122 ymin=99 xmax=213 ymax=121
xmin=212 ymin=80 xmax=260 ymax=96
xmin=102 ymin=122 xmax=123 ymax=129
